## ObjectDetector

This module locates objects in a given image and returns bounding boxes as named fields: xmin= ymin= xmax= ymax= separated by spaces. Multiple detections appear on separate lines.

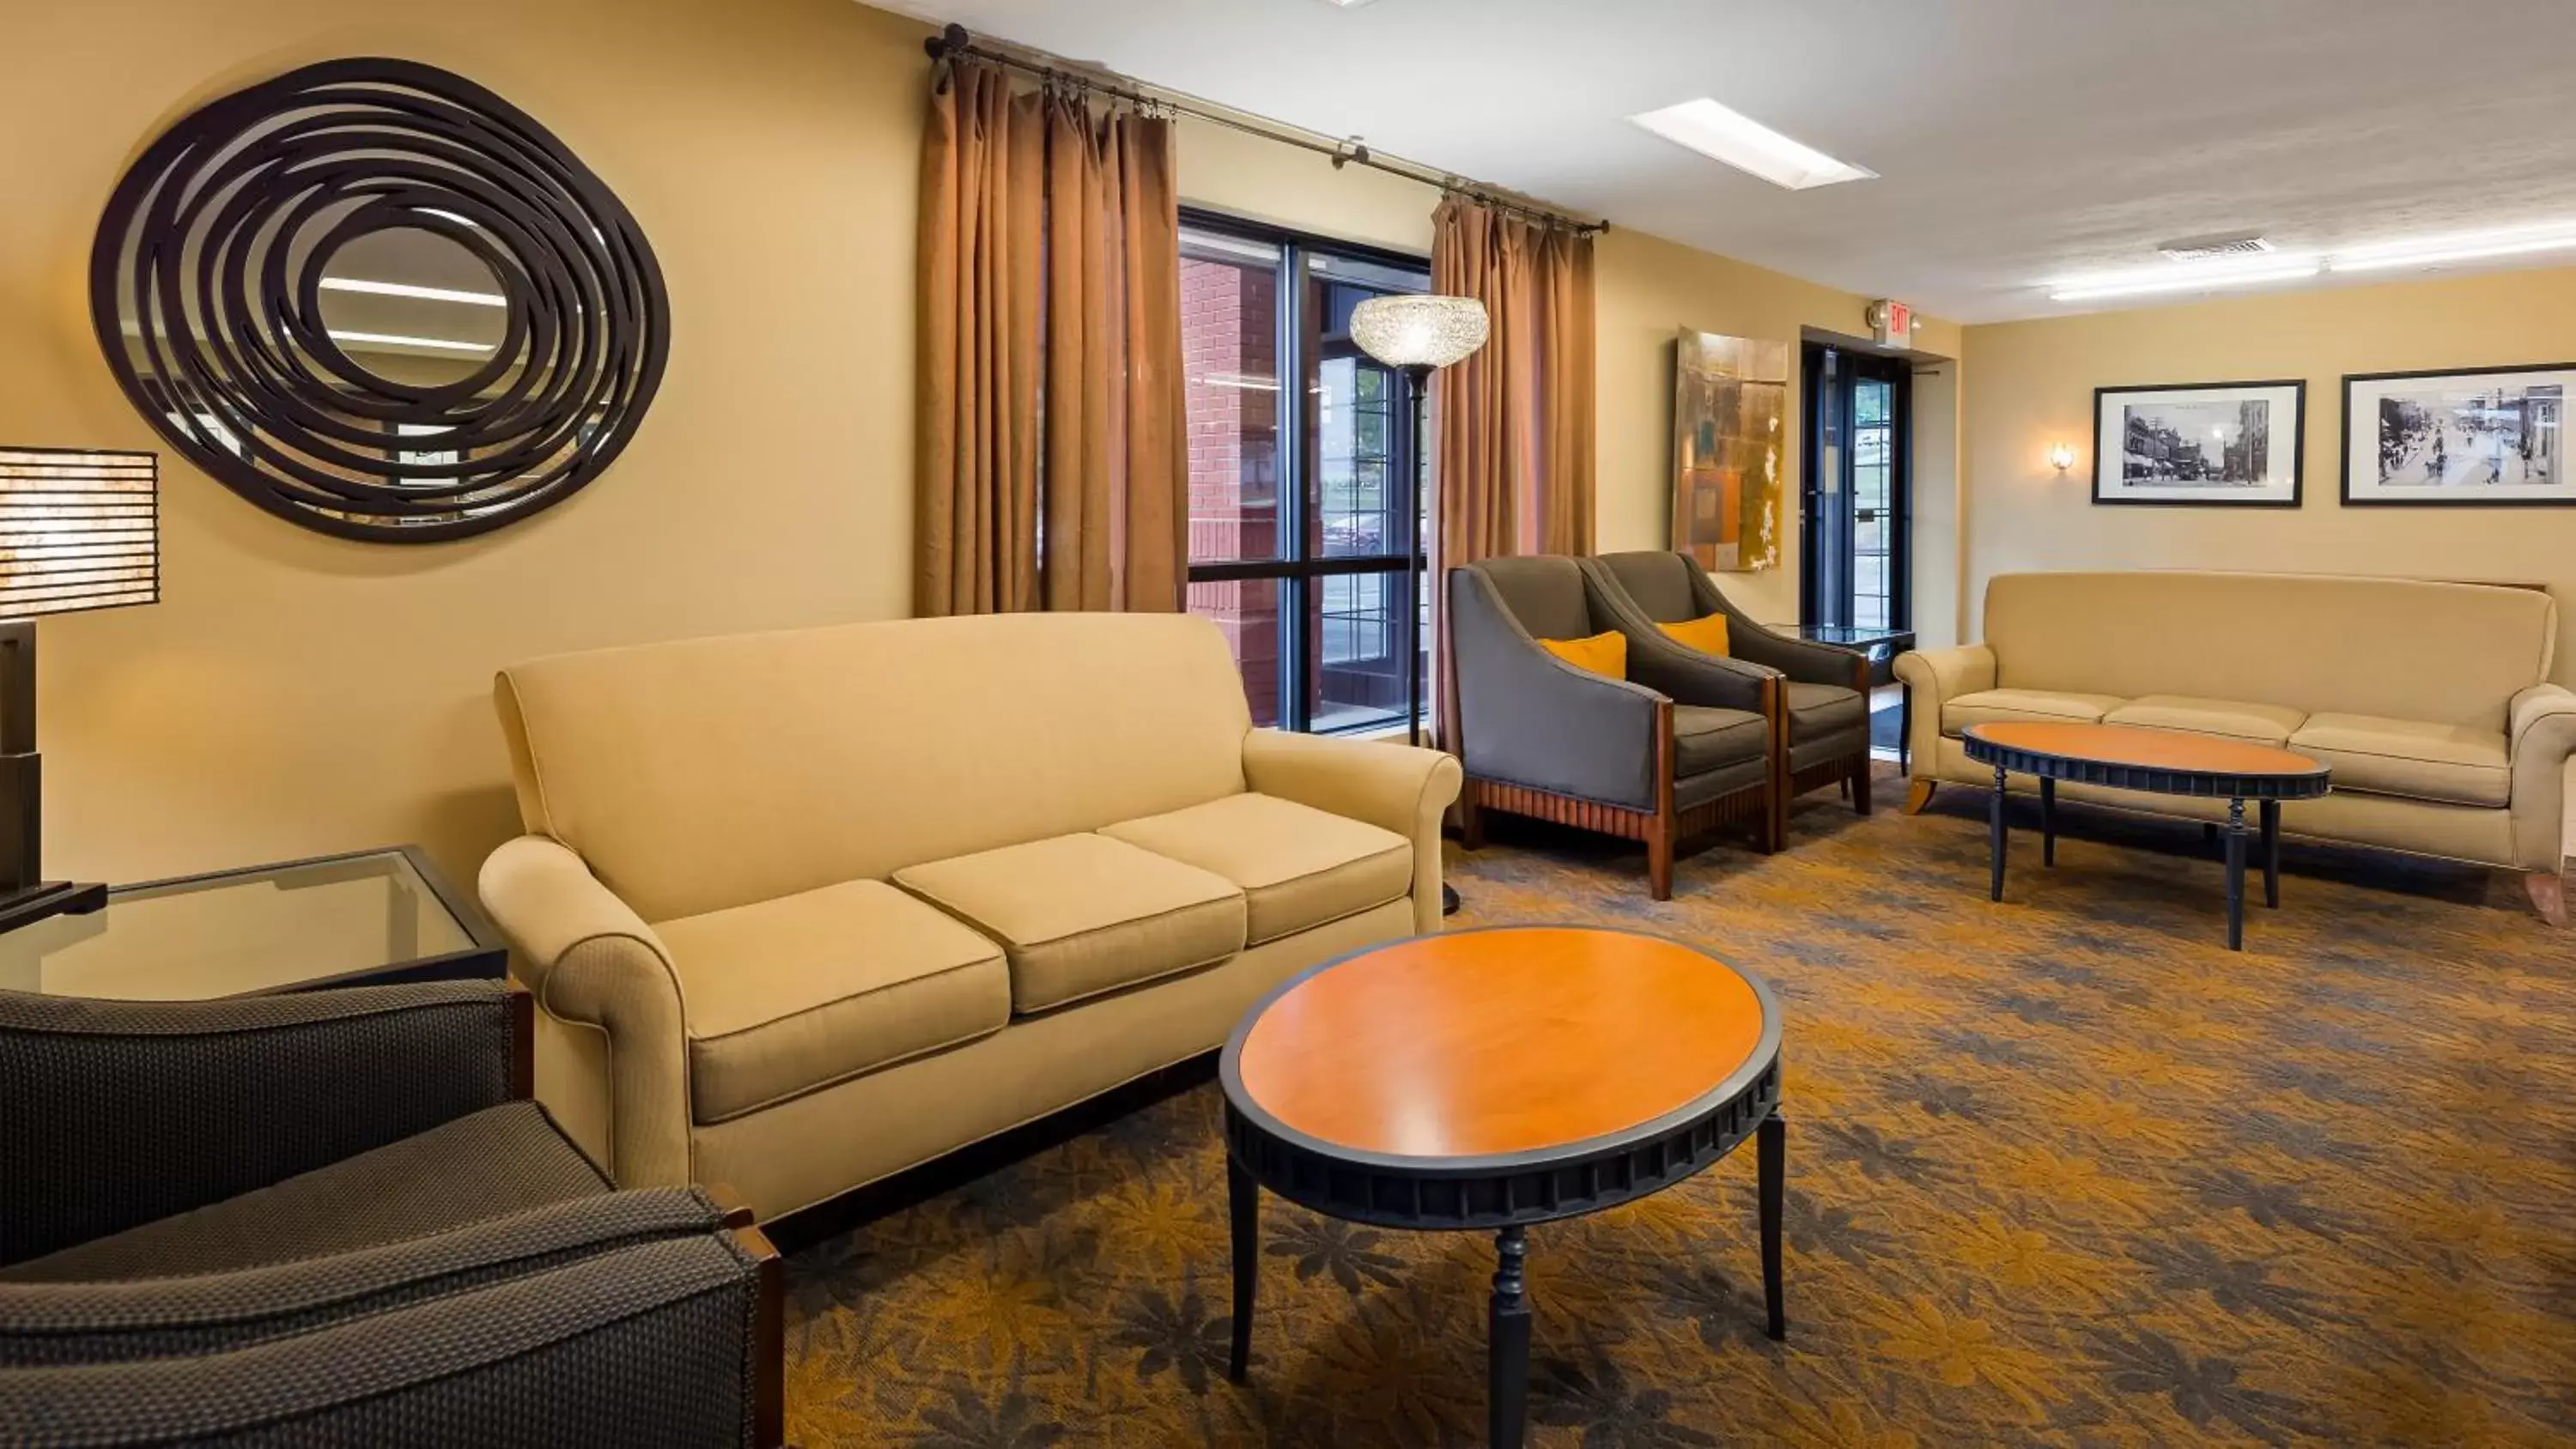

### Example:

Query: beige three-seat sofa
xmin=477 ymin=612 xmax=1462 ymax=1220
xmin=1896 ymin=572 xmax=2576 ymax=921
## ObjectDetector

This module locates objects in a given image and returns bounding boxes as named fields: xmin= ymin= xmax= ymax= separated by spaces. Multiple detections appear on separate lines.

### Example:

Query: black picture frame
xmin=2091 ymin=379 xmax=2306 ymax=508
xmin=2340 ymin=362 xmax=2576 ymax=507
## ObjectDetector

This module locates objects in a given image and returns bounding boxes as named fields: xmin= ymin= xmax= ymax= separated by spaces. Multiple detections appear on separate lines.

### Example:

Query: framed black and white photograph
xmin=2342 ymin=363 xmax=2574 ymax=506
xmin=2093 ymin=379 xmax=2305 ymax=506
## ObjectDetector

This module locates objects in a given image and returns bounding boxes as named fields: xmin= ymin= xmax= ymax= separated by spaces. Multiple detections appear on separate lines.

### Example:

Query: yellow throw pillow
xmin=1657 ymin=612 xmax=1731 ymax=658
xmin=1538 ymin=629 xmax=1627 ymax=679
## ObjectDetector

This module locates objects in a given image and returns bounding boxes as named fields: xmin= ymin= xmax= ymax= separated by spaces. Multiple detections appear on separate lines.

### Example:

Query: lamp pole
xmin=1398 ymin=363 xmax=1458 ymax=917
xmin=1347 ymin=296 xmax=1487 ymax=920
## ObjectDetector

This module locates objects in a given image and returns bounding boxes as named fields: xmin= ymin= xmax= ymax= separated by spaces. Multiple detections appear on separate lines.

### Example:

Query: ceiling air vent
xmin=2156 ymin=233 xmax=2275 ymax=263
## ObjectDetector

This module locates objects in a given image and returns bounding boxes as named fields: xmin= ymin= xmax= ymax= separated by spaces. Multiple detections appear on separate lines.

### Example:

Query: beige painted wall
xmin=1595 ymin=227 xmax=1960 ymax=627
xmin=1960 ymin=267 xmax=2576 ymax=686
xmin=1177 ymin=119 xmax=1437 ymax=258
xmin=9 ymin=0 xmax=1958 ymax=890
xmin=7 ymin=0 xmax=929 ymax=885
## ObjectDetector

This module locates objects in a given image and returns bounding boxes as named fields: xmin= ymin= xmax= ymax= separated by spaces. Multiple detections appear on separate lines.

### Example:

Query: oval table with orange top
xmin=1962 ymin=721 xmax=2333 ymax=951
xmin=1219 ymin=925 xmax=1783 ymax=1449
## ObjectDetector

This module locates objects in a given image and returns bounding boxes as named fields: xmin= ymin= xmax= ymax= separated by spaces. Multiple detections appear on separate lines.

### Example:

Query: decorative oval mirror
xmin=91 ymin=58 xmax=669 ymax=543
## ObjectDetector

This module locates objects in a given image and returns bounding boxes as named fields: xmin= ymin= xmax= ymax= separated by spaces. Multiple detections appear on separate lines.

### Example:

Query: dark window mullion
xmin=1278 ymin=237 xmax=1309 ymax=730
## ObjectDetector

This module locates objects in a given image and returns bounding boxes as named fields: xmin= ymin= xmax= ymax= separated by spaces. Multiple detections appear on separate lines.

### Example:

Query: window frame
xmin=1179 ymin=206 xmax=1431 ymax=737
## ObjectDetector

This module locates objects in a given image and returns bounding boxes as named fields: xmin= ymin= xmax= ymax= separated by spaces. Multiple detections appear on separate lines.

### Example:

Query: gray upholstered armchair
xmin=1449 ymin=555 xmax=1782 ymax=898
xmin=0 ymin=980 xmax=781 ymax=1446
xmin=1588 ymin=550 xmax=1875 ymax=820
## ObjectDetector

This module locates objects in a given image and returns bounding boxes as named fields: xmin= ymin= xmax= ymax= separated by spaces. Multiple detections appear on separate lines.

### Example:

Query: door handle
xmin=1854 ymin=508 xmax=1879 ymax=522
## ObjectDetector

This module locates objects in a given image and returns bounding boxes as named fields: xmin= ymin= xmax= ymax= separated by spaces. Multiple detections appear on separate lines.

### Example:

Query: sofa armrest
xmin=1893 ymin=643 xmax=1997 ymax=773
xmin=478 ymin=839 xmax=693 ymax=1189
xmin=0 ymin=981 xmax=523 ymax=1270
xmin=2508 ymin=683 xmax=2576 ymax=873
xmin=1609 ymin=623 xmax=1777 ymax=716
xmin=0 ymin=1186 xmax=730 ymax=1366
xmin=0 ymin=1226 xmax=779 ymax=1446
xmin=1242 ymin=730 xmax=1464 ymax=936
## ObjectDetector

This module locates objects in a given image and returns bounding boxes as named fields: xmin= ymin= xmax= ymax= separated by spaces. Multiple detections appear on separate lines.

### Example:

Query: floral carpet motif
xmin=784 ymin=775 xmax=2576 ymax=1446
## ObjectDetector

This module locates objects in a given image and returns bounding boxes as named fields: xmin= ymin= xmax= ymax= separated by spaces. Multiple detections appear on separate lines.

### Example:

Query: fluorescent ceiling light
xmin=320 ymin=276 xmax=507 ymax=307
xmin=2328 ymin=224 xmax=2576 ymax=274
xmin=1628 ymin=98 xmax=1874 ymax=191
xmin=2046 ymin=255 xmax=2320 ymax=304
xmin=1315 ymin=0 xmax=1382 ymax=7
xmin=327 ymin=329 xmax=495 ymax=355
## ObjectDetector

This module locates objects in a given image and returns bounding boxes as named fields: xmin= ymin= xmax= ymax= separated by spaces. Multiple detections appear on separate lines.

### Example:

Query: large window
xmin=1181 ymin=213 xmax=1430 ymax=734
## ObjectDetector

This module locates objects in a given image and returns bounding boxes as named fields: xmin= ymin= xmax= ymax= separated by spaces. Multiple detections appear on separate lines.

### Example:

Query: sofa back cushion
xmin=496 ymin=613 xmax=1252 ymax=922
xmin=1984 ymin=571 xmax=2555 ymax=731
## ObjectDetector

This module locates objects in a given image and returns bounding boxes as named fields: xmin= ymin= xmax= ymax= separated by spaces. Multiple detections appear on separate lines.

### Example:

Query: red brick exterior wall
xmin=1180 ymin=256 xmax=1283 ymax=725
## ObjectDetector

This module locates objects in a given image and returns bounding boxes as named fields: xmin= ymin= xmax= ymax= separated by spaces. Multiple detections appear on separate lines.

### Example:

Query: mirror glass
xmin=313 ymin=227 xmax=510 ymax=391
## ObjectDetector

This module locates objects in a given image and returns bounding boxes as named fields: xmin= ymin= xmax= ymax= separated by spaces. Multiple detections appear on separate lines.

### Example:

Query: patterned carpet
xmin=782 ymin=772 xmax=2576 ymax=1446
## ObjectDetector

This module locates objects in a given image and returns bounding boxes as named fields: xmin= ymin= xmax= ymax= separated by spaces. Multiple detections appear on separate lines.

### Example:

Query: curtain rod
xmin=924 ymin=24 xmax=1609 ymax=238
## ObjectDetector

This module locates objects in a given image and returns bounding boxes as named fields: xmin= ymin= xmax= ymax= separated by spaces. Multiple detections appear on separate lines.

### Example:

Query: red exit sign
xmin=1867 ymin=299 xmax=1913 ymax=347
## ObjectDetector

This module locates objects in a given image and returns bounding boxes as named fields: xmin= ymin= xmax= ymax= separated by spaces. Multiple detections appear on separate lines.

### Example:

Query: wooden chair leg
xmin=1903 ymin=779 xmax=1938 ymax=815
xmin=1459 ymin=787 xmax=1485 ymax=850
xmin=1762 ymin=675 xmax=1789 ymax=853
xmin=2530 ymin=869 xmax=2570 ymax=927
xmin=1853 ymin=755 xmax=1873 ymax=815
xmin=1651 ymin=698 xmax=1679 ymax=894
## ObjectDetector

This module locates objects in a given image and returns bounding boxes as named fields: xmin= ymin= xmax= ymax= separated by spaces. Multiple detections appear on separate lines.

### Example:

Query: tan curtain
xmin=1431 ymin=196 xmax=1596 ymax=745
xmin=1431 ymin=196 xmax=1596 ymax=568
xmin=918 ymin=64 xmax=1186 ymax=615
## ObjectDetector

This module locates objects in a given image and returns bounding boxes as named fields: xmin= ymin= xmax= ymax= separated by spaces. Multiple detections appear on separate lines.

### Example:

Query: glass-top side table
xmin=0 ymin=846 xmax=505 ymax=1001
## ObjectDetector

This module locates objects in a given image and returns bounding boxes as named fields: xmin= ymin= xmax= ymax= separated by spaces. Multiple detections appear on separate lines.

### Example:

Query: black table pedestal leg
xmin=1490 ymin=1227 xmax=1530 ymax=1449
xmin=1227 ymin=1156 xmax=1257 ymax=1382
xmin=1989 ymin=765 xmax=2009 ymax=902
xmin=1759 ymin=1113 xmax=1786 ymax=1340
xmin=2225 ymin=797 xmax=2247 ymax=951
xmin=2260 ymin=799 xmax=2281 ymax=909
xmin=2040 ymin=776 xmax=2057 ymax=868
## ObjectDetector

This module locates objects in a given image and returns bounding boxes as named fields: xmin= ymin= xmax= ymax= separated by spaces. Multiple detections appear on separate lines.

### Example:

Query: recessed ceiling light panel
xmin=2327 ymin=222 xmax=2576 ymax=273
xmin=1628 ymin=98 xmax=1874 ymax=191
xmin=2045 ymin=254 xmax=2321 ymax=304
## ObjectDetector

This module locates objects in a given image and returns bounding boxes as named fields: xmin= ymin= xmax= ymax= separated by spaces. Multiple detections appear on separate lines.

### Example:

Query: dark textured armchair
xmin=0 ymin=980 xmax=781 ymax=1446
xmin=1588 ymin=550 xmax=1875 ymax=821
xmin=1449 ymin=555 xmax=1782 ymax=898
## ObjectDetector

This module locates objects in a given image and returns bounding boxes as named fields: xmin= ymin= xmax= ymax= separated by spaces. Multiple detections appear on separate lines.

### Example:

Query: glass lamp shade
xmin=1349 ymin=294 xmax=1490 ymax=371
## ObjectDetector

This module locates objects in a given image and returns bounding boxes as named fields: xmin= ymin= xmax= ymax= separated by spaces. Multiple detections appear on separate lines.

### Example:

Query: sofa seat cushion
xmin=1674 ymin=706 xmax=1770 ymax=777
xmin=1943 ymin=688 xmax=2125 ymax=736
xmin=1100 ymin=793 xmax=1410 ymax=947
xmin=895 ymin=834 xmax=1248 ymax=1014
xmin=658 ymin=879 xmax=1012 ymax=1124
xmin=1786 ymin=682 xmax=1867 ymax=743
xmin=2105 ymin=694 xmax=2308 ymax=745
xmin=2288 ymin=713 xmax=2511 ymax=807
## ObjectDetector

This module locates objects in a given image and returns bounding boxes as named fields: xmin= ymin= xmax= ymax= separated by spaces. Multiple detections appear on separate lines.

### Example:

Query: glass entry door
xmin=1800 ymin=344 xmax=1912 ymax=632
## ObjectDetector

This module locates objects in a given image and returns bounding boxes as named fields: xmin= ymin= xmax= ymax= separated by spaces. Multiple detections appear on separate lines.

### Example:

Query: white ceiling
xmin=871 ymin=0 xmax=2576 ymax=323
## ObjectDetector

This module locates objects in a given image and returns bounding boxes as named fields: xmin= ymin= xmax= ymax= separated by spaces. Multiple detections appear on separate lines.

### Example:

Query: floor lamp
xmin=0 ymin=447 xmax=157 ymax=932
xmin=1348 ymin=295 xmax=1489 ymax=919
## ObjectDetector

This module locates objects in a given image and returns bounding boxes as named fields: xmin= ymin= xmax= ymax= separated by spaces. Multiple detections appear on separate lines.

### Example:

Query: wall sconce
xmin=2047 ymin=443 xmax=2078 ymax=474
